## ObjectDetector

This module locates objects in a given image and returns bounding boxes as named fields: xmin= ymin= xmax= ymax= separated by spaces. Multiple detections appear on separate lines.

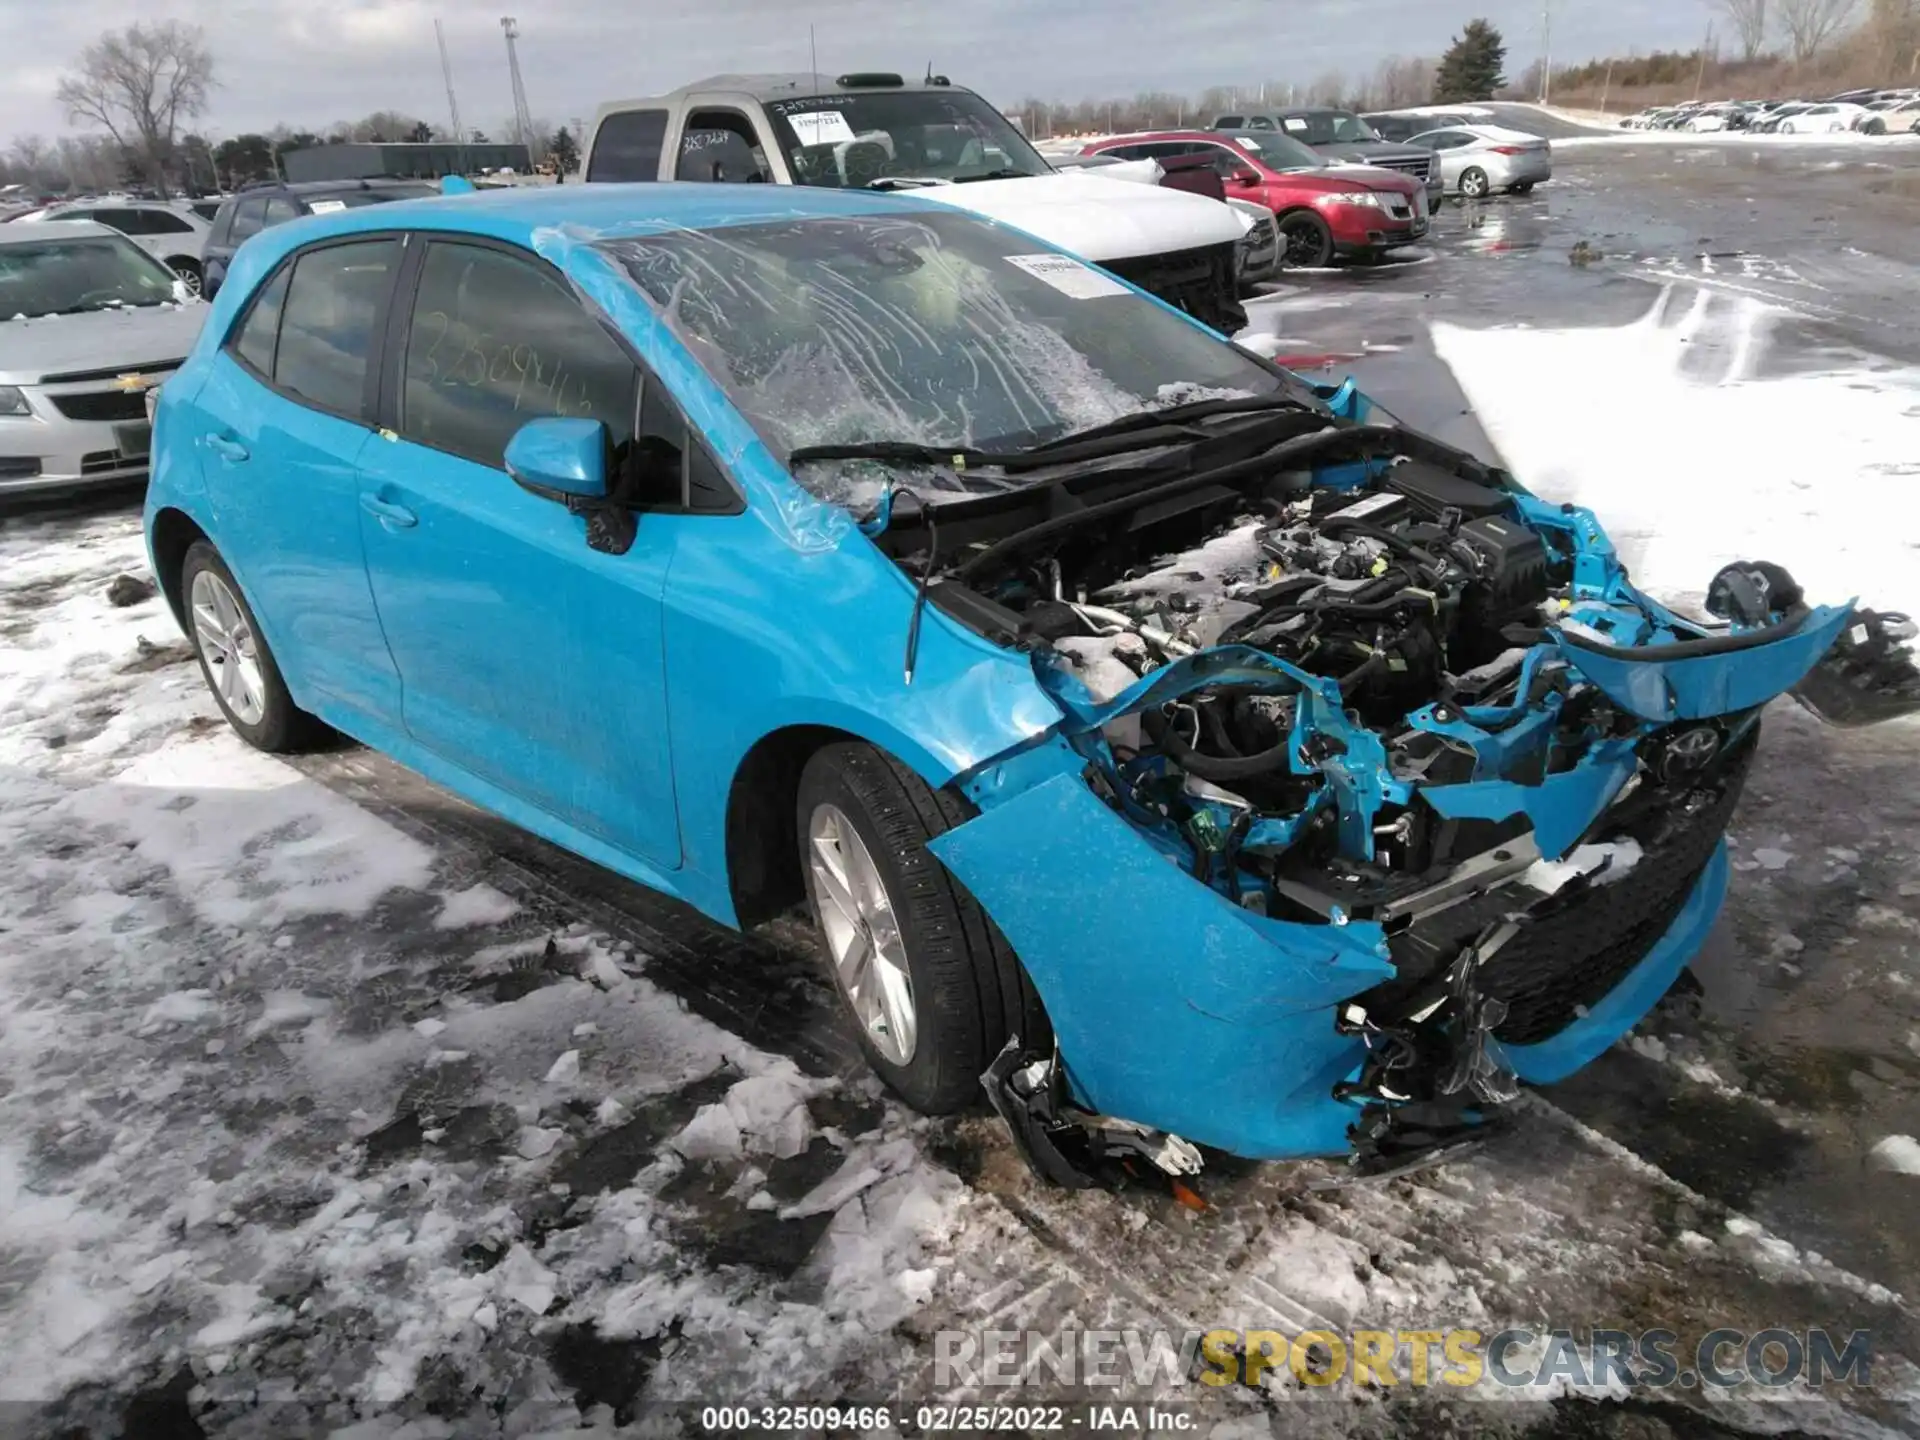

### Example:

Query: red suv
xmin=1081 ymin=129 xmax=1427 ymax=268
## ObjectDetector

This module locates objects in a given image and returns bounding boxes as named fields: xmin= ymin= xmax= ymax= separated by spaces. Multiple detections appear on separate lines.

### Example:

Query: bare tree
xmin=1305 ymin=70 xmax=1349 ymax=106
xmin=1714 ymin=0 xmax=1772 ymax=59
xmin=55 ymin=21 xmax=213 ymax=198
xmin=8 ymin=135 xmax=54 ymax=187
xmin=1777 ymin=0 xmax=1858 ymax=58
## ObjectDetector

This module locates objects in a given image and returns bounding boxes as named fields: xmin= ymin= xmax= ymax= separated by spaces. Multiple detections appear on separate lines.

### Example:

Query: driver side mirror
xmin=505 ymin=416 xmax=608 ymax=500
xmin=1230 ymin=167 xmax=1261 ymax=187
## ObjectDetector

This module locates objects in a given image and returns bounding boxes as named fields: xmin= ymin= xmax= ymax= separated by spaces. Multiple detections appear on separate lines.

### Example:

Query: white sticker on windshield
xmin=1282 ymin=117 xmax=1308 ymax=132
xmin=308 ymin=199 xmax=348 ymax=214
xmin=1003 ymin=253 xmax=1130 ymax=299
xmin=786 ymin=110 xmax=857 ymax=146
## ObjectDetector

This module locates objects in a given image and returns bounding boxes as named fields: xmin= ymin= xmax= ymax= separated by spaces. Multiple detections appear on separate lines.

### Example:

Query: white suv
xmin=11 ymin=199 xmax=213 ymax=293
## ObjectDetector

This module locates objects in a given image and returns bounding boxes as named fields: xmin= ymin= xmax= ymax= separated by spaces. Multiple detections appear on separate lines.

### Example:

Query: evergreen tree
xmin=550 ymin=126 xmax=580 ymax=176
xmin=1433 ymin=19 xmax=1509 ymax=102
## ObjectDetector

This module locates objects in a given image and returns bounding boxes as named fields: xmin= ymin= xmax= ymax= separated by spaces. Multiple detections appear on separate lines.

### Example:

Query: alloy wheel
xmin=805 ymin=801 xmax=918 ymax=1065
xmin=189 ymin=568 xmax=267 ymax=726
xmin=1461 ymin=168 xmax=1491 ymax=199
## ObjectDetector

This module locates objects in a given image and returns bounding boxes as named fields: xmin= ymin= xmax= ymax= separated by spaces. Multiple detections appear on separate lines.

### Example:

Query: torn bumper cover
xmin=933 ymin=757 xmax=1733 ymax=1166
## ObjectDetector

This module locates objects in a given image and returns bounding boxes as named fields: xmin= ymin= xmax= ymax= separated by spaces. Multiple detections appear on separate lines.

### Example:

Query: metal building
xmin=281 ymin=141 xmax=533 ymax=182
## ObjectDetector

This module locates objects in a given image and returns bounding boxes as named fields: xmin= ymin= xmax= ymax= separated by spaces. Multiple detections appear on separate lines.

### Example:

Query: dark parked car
xmin=1210 ymin=108 xmax=1440 ymax=209
xmin=200 ymin=178 xmax=437 ymax=297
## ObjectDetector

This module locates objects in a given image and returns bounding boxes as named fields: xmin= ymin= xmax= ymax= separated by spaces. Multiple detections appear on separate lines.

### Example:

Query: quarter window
xmin=586 ymin=108 xmax=668 ymax=181
xmin=399 ymin=241 xmax=638 ymax=469
xmin=264 ymin=197 xmax=302 ymax=227
xmin=232 ymin=266 xmax=291 ymax=376
xmin=274 ymin=238 xmax=400 ymax=417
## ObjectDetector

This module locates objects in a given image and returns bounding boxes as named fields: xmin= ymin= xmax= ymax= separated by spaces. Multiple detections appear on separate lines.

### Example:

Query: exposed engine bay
xmin=847 ymin=391 xmax=1862 ymax=1178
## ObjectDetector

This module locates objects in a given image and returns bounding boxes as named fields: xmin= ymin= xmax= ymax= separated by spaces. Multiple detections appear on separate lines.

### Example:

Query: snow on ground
xmin=1555 ymin=130 xmax=1920 ymax=151
xmin=0 ymin=515 xmax=969 ymax=1431
xmin=1432 ymin=284 xmax=1920 ymax=621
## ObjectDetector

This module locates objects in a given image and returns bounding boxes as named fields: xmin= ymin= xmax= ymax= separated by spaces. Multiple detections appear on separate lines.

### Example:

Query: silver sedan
xmin=1406 ymin=124 xmax=1553 ymax=199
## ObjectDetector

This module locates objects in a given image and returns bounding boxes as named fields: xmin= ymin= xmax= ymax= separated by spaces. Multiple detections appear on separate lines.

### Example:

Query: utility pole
xmin=1539 ymin=0 xmax=1553 ymax=105
xmin=1600 ymin=59 xmax=1614 ymax=114
xmin=500 ymin=17 xmax=536 ymax=161
xmin=1693 ymin=22 xmax=1714 ymax=100
xmin=436 ymin=19 xmax=467 ymax=173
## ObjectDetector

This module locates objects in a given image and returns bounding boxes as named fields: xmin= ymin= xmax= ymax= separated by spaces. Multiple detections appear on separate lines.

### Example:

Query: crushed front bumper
xmin=932 ymin=759 xmax=1734 ymax=1165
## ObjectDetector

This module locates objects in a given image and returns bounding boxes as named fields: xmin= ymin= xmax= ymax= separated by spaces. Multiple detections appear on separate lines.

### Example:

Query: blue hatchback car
xmin=145 ymin=183 xmax=1850 ymax=1183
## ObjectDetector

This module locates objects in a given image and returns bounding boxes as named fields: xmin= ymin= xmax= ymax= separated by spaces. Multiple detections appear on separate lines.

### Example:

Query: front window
xmin=763 ymin=89 xmax=1051 ymax=189
xmin=1226 ymin=131 xmax=1326 ymax=171
xmin=597 ymin=210 xmax=1283 ymax=508
xmin=1282 ymin=110 xmax=1383 ymax=145
xmin=0 ymin=235 xmax=182 ymax=318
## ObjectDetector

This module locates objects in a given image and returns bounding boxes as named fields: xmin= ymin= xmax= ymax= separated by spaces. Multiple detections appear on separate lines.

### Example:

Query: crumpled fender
xmin=928 ymin=771 xmax=1392 ymax=1155
xmin=1551 ymin=604 xmax=1853 ymax=721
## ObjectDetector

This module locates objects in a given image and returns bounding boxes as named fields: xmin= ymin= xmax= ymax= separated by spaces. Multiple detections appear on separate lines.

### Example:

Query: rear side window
xmin=232 ymin=267 xmax=291 ymax=376
xmin=587 ymin=109 xmax=668 ymax=181
xmin=228 ymin=197 xmax=268 ymax=243
xmin=274 ymin=238 xmax=400 ymax=417
xmin=264 ymin=197 xmax=302 ymax=227
xmin=1216 ymin=115 xmax=1243 ymax=128
xmin=399 ymin=241 xmax=638 ymax=468
xmin=106 ymin=208 xmax=193 ymax=236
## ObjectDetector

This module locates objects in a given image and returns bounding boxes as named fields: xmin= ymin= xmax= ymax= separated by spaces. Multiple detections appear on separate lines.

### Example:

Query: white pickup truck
xmin=581 ymin=71 xmax=1253 ymax=334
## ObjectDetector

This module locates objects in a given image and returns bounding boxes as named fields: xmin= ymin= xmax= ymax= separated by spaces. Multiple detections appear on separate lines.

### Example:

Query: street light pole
xmin=1541 ymin=0 xmax=1553 ymax=106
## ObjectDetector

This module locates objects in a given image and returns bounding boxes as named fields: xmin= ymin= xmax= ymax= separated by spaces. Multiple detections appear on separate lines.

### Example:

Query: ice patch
xmin=433 ymin=883 xmax=520 ymax=930
xmin=64 ymin=736 xmax=435 ymax=928
xmin=1433 ymin=287 xmax=1920 ymax=620
xmin=1868 ymin=1135 xmax=1920 ymax=1175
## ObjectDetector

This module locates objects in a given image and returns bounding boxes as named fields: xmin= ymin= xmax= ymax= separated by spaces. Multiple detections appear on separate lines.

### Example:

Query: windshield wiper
xmin=864 ymin=176 xmax=950 ymax=191
xmin=953 ymin=168 xmax=1042 ymax=183
xmin=788 ymin=393 xmax=1323 ymax=475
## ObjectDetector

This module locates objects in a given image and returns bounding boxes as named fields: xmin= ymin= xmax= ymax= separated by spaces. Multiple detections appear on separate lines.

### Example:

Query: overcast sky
xmin=3 ymin=0 xmax=1718 ymax=142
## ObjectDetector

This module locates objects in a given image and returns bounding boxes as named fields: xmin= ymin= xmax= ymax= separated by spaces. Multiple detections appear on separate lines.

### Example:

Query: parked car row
xmin=1620 ymin=91 xmax=1919 ymax=135
xmin=4 ymin=180 xmax=438 ymax=298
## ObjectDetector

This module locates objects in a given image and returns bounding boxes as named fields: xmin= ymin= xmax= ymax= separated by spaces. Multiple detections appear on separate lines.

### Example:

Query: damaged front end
xmin=857 ymin=385 xmax=1856 ymax=1180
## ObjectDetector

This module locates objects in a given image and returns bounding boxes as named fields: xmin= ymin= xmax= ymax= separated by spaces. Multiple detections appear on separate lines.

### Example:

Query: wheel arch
xmin=148 ymin=505 xmax=210 ymax=634
xmin=724 ymin=722 xmax=874 ymax=928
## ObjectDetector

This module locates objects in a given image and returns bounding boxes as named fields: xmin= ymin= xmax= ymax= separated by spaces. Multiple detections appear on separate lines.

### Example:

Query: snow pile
xmin=1868 ymin=1135 xmax=1920 ymax=1175
xmin=1434 ymin=285 xmax=1920 ymax=620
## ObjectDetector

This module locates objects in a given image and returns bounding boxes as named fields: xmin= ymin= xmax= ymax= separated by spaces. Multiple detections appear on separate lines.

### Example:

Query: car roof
xmin=0 ymin=218 xmax=118 ymax=244
xmin=601 ymin=73 xmax=979 ymax=109
xmin=1091 ymin=129 xmax=1238 ymax=146
xmin=228 ymin=181 xmax=951 ymax=265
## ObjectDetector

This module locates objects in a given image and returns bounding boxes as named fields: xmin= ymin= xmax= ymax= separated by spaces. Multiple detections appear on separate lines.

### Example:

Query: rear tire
xmin=796 ymin=742 xmax=1048 ymax=1115
xmin=1459 ymin=167 xmax=1491 ymax=199
xmin=1276 ymin=210 xmax=1335 ymax=269
xmin=180 ymin=541 xmax=328 ymax=753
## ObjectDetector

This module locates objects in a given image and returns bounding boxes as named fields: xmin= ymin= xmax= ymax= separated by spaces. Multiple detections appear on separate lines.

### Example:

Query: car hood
xmin=1310 ymin=139 xmax=1433 ymax=167
xmin=911 ymin=171 xmax=1249 ymax=259
xmin=0 ymin=301 xmax=208 ymax=385
xmin=1313 ymin=163 xmax=1425 ymax=196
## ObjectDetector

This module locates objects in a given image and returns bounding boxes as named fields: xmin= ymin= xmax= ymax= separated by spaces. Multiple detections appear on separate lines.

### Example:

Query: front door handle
xmin=205 ymin=434 xmax=249 ymax=463
xmin=359 ymin=493 xmax=419 ymax=530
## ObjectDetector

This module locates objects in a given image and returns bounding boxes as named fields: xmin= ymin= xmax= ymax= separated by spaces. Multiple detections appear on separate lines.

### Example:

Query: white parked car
xmin=9 ymin=199 xmax=213 ymax=293
xmin=1774 ymin=103 xmax=1873 ymax=134
xmin=0 ymin=220 xmax=206 ymax=497
xmin=1405 ymin=124 xmax=1553 ymax=198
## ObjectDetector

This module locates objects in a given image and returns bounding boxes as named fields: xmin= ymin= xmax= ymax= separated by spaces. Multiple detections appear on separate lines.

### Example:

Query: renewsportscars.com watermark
xmin=933 ymin=1327 xmax=1875 ymax=1392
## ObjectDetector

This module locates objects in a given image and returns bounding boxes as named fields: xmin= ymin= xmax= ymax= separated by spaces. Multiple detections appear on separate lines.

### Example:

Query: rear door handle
xmin=205 ymin=434 xmax=249 ymax=463
xmin=359 ymin=493 xmax=418 ymax=529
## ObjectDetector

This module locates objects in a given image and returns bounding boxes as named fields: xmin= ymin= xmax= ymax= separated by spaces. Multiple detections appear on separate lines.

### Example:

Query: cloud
xmin=1 ymin=0 xmax=1720 ymax=143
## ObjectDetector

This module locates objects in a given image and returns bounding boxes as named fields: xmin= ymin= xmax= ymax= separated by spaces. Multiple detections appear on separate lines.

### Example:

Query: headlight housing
xmin=1314 ymin=191 xmax=1383 ymax=209
xmin=0 ymin=385 xmax=31 ymax=418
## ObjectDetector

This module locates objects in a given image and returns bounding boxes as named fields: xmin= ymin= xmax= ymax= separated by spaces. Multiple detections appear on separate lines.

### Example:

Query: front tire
xmin=1459 ymin=166 xmax=1491 ymax=199
xmin=167 ymin=257 xmax=203 ymax=295
xmin=180 ymin=541 xmax=327 ymax=753
xmin=796 ymin=742 xmax=1047 ymax=1114
xmin=1276 ymin=210 xmax=1335 ymax=269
